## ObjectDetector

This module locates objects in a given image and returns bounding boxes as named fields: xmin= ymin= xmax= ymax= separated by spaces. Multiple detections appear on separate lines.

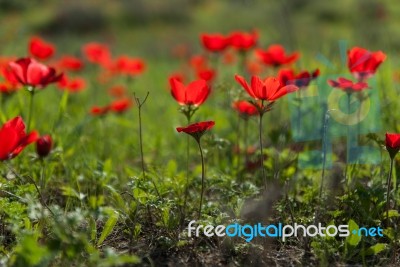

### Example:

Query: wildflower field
xmin=0 ymin=1 xmax=400 ymax=266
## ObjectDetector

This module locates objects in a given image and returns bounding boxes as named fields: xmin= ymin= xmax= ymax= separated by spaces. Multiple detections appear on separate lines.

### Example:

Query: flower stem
xmin=27 ymin=89 xmax=35 ymax=132
xmin=259 ymin=110 xmax=266 ymax=190
xmin=182 ymin=116 xmax=191 ymax=223
xmin=386 ymin=158 xmax=394 ymax=225
xmin=236 ymin=112 xmax=241 ymax=177
xmin=197 ymin=140 xmax=205 ymax=220
xmin=244 ymin=118 xmax=249 ymax=164
xmin=345 ymin=92 xmax=351 ymax=188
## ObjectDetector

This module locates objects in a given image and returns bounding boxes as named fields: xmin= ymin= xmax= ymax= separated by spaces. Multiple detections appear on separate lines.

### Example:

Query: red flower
xmin=82 ymin=43 xmax=111 ymax=66
xmin=196 ymin=68 xmax=216 ymax=83
xmin=189 ymin=55 xmax=207 ymax=70
xmin=29 ymin=36 xmax=55 ymax=61
xmin=176 ymin=121 xmax=215 ymax=141
xmin=169 ymin=78 xmax=210 ymax=106
xmin=246 ymin=61 xmax=263 ymax=76
xmin=235 ymin=74 xmax=298 ymax=102
xmin=200 ymin=33 xmax=229 ymax=52
xmin=232 ymin=101 xmax=258 ymax=117
xmin=110 ymin=56 xmax=146 ymax=76
xmin=168 ymin=72 xmax=185 ymax=84
xmin=327 ymin=77 xmax=368 ymax=93
xmin=109 ymin=98 xmax=133 ymax=113
xmin=108 ymin=85 xmax=127 ymax=98
xmin=347 ymin=47 xmax=386 ymax=81
xmin=90 ymin=106 xmax=110 ymax=116
xmin=9 ymin=58 xmax=63 ymax=88
xmin=57 ymin=75 xmax=86 ymax=93
xmin=36 ymin=134 xmax=52 ymax=157
xmin=56 ymin=56 xmax=84 ymax=71
xmin=0 ymin=116 xmax=39 ymax=161
xmin=278 ymin=68 xmax=319 ymax=88
xmin=229 ymin=30 xmax=258 ymax=51
xmin=0 ymin=65 xmax=20 ymax=94
xmin=256 ymin=45 xmax=299 ymax=67
xmin=386 ymin=133 xmax=400 ymax=158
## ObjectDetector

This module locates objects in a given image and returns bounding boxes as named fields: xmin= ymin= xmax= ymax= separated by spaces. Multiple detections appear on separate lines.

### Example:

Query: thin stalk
xmin=182 ymin=116 xmax=191 ymax=223
xmin=197 ymin=140 xmax=205 ymax=220
xmin=27 ymin=89 xmax=35 ymax=132
xmin=138 ymin=105 xmax=145 ymax=178
xmin=319 ymin=111 xmax=330 ymax=201
xmin=386 ymin=158 xmax=394 ymax=225
xmin=244 ymin=118 xmax=249 ymax=164
xmin=259 ymin=108 xmax=266 ymax=190
xmin=236 ymin=113 xmax=241 ymax=177
xmin=345 ymin=92 xmax=351 ymax=188
xmin=297 ymin=89 xmax=302 ymax=137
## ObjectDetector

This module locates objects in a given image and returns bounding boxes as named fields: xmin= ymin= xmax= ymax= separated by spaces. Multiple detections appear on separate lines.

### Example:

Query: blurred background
xmin=0 ymin=0 xmax=398 ymax=59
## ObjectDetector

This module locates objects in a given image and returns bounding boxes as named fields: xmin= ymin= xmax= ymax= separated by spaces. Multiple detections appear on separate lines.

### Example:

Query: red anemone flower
xmin=90 ymin=106 xmax=110 ymax=116
xmin=29 ymin=36 xmax=55 ymax=61
xmin=200 ymin=33 xmax=229 ymax=52
xmin=82 ymin=43 xmax=111 ymax=66
xmin=327 ymin=77 xmax=368 ymax=93
xmin=176 ymin=121 xmax=215 ymax=142
xmin=232 ymin=101 xmax=258 ymax=117
xmin=110 ymin=56 xmax=146 ymax=76
xmin=56 ymin=56 xmax=84 ymax=71
xmin=169 ymin=78 xmax=210 ymax=107
xmin=168 ymin=72 xmax=185 ymax=84
xmin=229 ymin=30 xmax=258 ymax=51
xmin=256 ymin=45 xmax=299 ymax=67
xmin=278 ymin=68 xmax=319 ymax=88
xmin=347 ymin=47 xmax=386 ymax=81
xmin=57 ymin=75 xmax=86 ymax=93
xmin=36 ymin=134 xmax=52 ymax=158
xmin=189 ymin=55 xmax=207 ymax=70
xmin=0 ymin=116 xmax=39 ymax=161
xmin=235 ymin=74 xmax=298 ymax=102
xmin=108 ymin=85 xmax=127 ymax=98
xmin=109 ymin=98 xmax=133 ymax=114
xmin=196 ymin=68 xmax=216 ymax=83
xmin=9 ymin=58 xmax=63 ymax=88
xmin=386 ymin=133 xmax=400 ymax=158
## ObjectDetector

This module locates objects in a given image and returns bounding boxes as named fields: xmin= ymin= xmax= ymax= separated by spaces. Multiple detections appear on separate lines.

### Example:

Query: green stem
xmin=345 ymin=92 xmax=351 ymax=188
xmin=182 ymin=116 xmax=191 ymax=223
xmin=27 ymin=89 xmax=35 ymax=132
xmin=197 ymin=140 xmax=205 ymax=220
xmin=244 ymin=118 xmax=249 ymax=164
xmin=236 ymin=113 xmax=241 ymax=177
xmin=259 ymin=109 xmax=266 ymax=190
xmin=386 ymin=158 xmax=394 ymax=225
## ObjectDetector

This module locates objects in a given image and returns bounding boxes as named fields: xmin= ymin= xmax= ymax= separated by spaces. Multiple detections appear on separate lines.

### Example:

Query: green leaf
xmin=383 ymin=210 xmax=399 ymax=218
xmin=346 ymin=219 xmax=361 ymax=247
xmin=97 ymin=211 xmax=119 ymax=246
xmin=362 ymin=243 xmax=387 ymax=256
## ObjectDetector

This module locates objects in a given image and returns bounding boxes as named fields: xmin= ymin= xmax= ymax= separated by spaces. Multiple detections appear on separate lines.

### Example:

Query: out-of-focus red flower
xmin=9 ymin=58 xmax=63 ymax=89
xmin=0 ymin=64 xmax=20 ymax=94
xmin=56 ymin=56 xmax=84 ymax=72
xmin=256 ymin=45 xmax=299 ymax=67
xmin=222 ymin=50 xmax=236 ymax=65
xmin=108 ymin=85 xmax=127 ymax=98
xmin=29 ymin=36 xmax=55 ymax=61
xmin=57 ymin=75 xmax=86 ymax=93
xmin=169 ymin=78 xmax=210 ymax=107
xmin=109 ymin=98 xmax=133 ymax=113
xmin=82 ymin=43 xmax=111 ymax=66
xmin=0 ymin=116 xmax=39 ymax=161
xmin=278 ymin=68 xmax=319 ymax=88
xmin=200 ymin=33 xmax=229 ymax=52
xmin=176 ymin=121 xmax=215 ymax=141
xmin=386 ymin=133 xmax=400 ymax=158
xmin=229 ymin=30 xmax=258 ymax=51
xmin=196 ymin=68 xmax=216 ymax=83
xmin=246 ymin=61 xmax=263 ymax=76
xmin=90 ymin=106 xmax=110 ymax=116
xmin=36 ymin=134 xmax=52 ymax=157
xmin=327 ymin=77 xmax=368 ymax=93
xmin=235 ymin=74 xmax=298 ymax=102
xmin=110 ymin=56 xmax=146 ymax=76
xmin=347 ymin=47 xmax=386 ymax=81
xmin=189 ymin=55 xmax=207 ymax=70
xmin=232 ymin=101 xmax=258 ymax=117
